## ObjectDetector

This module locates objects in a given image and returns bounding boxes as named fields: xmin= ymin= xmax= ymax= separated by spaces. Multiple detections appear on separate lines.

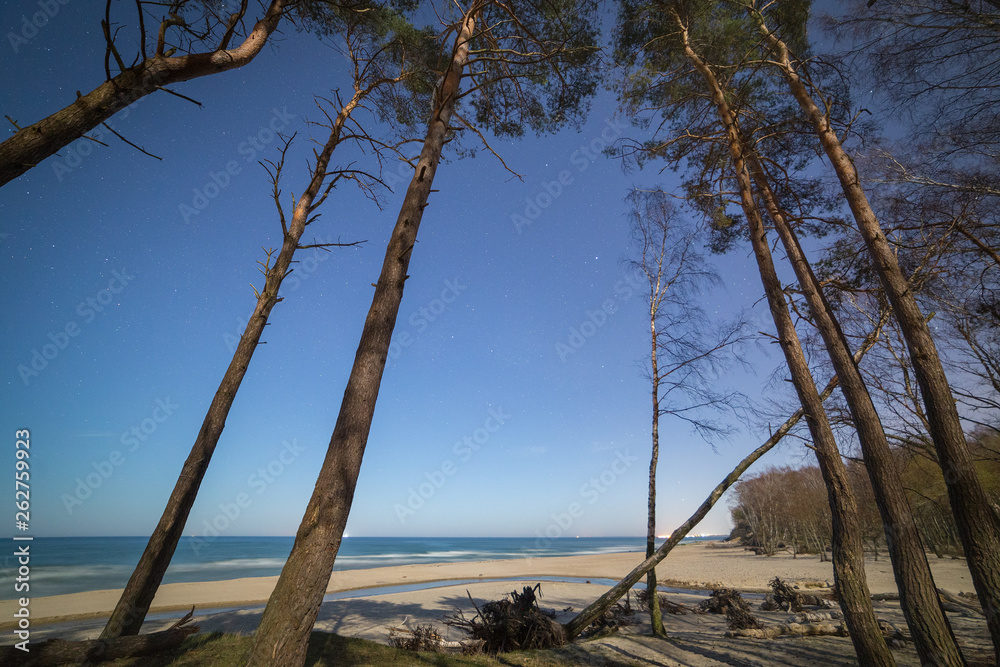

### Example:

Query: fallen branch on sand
xmin=760 ymin=577 xmax=830 ymax=611
xmin=874 ymin=589 xmax=983 ymax=617
xmin=726 ymin=615 xmax=908 ymax=647
xmin=386 ymin=620 xmax=480 ymax=652
xmin=937 ymin=589 xmax=984 ymax=617
xmin=726 ymin=620 xmax=846 ymax=639
xmin=0 ymin=607 xmax=199 ymax=666
xmin=636 ymin=588 xmax=691 ymax=615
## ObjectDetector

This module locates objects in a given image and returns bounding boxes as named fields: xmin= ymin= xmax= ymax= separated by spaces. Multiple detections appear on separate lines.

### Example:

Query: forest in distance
xmin=2 ymin=0 xmax=1000 ymax=665
xmin=730 ymin=429 xmax=1000 ymax=560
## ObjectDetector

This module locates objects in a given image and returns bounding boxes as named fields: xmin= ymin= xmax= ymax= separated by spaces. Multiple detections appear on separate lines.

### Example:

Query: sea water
xmin=0 ymin=535 xmax=726 ymax=600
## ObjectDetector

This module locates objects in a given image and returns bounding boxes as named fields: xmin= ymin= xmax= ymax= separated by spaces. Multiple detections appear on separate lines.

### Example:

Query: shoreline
xmin=0 ymin=542 xmax=978 ymax=632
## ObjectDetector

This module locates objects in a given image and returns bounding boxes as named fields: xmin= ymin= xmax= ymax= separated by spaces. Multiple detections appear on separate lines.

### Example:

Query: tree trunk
xmin=564 ymin=321 xmax=883 ymax=639
xmin=100 ymin=90 xmax=362 ymax=639
xmin=0 ymin=1 xmax=285 ymax=187
xmin=245 ymin=12 xmax=476 ymax=667
xmin=751 ymin=14 xmax=1000 ymax=661
xmin=749 ymin=163 xmax=965 ymax=666
xmin=4 ymin=610 xmax=197 ymax=666
xmin=676 ymin=18 xmax=894 ymax=665
xmin=647 ymin=315 xmax=666 ymax=637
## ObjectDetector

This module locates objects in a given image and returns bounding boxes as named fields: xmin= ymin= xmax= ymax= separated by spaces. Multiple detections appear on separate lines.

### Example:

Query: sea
xmin=1 ymin=535 xmax=726 ymax=600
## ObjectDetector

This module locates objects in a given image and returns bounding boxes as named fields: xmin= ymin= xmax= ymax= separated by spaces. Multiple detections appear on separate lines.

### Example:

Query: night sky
xmin=0 ymin=1 xmax=807 ymax=540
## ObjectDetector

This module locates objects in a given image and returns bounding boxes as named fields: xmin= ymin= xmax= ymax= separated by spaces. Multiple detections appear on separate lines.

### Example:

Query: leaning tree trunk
xmin=677 ymin=19 xmax=894 ymax=665
xmin=749 ymin=162 xmax=965 ymax=665
xmin=751 ymin=14 xmax=1000 ymax=660
xmin=2 ymin=610 xmax=198 ymax=666
xmin=245 ymin=13 xmax=476 ymax=667
xmin=100 ymin=91 xmax=363 ymax=639
xmin=0 ymin=0 xmax=285 ymax=187
xmin=565 ymin=315 xmax=885 ymax=638
xmin=647 ymin=313 xmax=666 ymax=637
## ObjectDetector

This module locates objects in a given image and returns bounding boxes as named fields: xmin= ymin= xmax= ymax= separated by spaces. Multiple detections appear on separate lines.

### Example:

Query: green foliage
xmin=730 ymin=434 xmax=1000 ymax=559
xmin=462 ymin=0 xmax=602 ymax=138
xmin=288 ymin=2 xmax=440 ymax=133
xmin=293 ymin=1 xmax=602 ymax=143
xmin=611 ymin=0 xmax=848 ymax=255
xmin=292 ymin=0 xmax=421 ymax=38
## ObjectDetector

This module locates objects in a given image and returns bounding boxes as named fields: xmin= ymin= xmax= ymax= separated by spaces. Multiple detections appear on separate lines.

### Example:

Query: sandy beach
xmin=2 ymin=542 xmax=993 ymax=665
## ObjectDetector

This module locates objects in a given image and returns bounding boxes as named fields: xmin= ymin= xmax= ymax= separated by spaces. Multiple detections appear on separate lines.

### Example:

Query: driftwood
xmin=937 ymin=589 xmax=984 ymax=617
xmin=725 ymin=603 xmax=763 ymax=630
xmin=0 ymin=608 xmax=199 ymax=666
xmin=871 ymin=589 xmax=982 ymax=617
xmin=727 ymin=615 xmax=907 ymax=646
xmin=387 ymin=620 xmax=481 ymax=652
xmin=699 ymin=588 xmax=752 ymax=615
xmin=768 ymin=577 xmax=804 ymax=612
xmin=635 ymin=588 xmax=691 ymax=615
xmin=726 ymin=621 xmax=846 ymax=639
xmin=660 ymin=599 xmax=691 ymax=615
xmin=871 ymin=592 xmax=900 ymax=601
xmin=579 ymin=594 xmax=635 ymax=637
xmin=787 ymin=611 xmax=843 ymax=624
xmin=444 ymin=585 xmax=566 ymax=654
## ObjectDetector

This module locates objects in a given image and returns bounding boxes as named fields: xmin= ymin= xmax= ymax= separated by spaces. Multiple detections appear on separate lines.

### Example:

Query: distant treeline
xmin=729 ymin=430 xmax=1000 ymax=559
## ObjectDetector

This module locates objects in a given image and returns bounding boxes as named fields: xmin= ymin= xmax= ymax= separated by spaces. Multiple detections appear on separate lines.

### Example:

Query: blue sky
xmin=0 ymin=1 xmax=813 ymax=540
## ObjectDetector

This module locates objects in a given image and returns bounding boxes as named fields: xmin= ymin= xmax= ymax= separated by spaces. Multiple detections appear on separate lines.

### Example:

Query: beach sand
xmin=2 ymin=542 xmax=993 ymax=665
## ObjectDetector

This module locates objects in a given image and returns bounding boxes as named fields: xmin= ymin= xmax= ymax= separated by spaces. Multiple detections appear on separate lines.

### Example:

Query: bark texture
xmin=4 ymin=610 xmax=197 ymax=666
xmin=749 ymin=163 xmax=965 ymax=666
xmin=245 ymin=12 xmax=476 ymax=666
xmin=0 ymin=0 xmax=285 ymax=186
xmin=751 ymin=12 xmax=1000 ymax=661
xmin=677 ymin=18 xmax=894 ymax=665
xmin=101 ymin=88 xmax=363 ymax=639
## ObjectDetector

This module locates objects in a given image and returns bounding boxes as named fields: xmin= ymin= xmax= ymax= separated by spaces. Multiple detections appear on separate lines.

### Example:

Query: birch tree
xmin=625 ymin=188 xmax=749 ymax=637
xmin=565 ymin=312 xmax=887 ymax=638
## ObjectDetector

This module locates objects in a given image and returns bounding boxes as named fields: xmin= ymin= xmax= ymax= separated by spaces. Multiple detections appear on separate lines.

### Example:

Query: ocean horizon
xmin=1 ymin=535 xmax=728 ymax=600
